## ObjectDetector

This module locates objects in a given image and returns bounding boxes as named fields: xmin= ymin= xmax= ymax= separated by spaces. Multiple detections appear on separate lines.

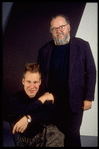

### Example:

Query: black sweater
xmin=49 ymin=43 xmax=70 ymax=97
xmin=10 ymin=90 xmax=55 ymax=138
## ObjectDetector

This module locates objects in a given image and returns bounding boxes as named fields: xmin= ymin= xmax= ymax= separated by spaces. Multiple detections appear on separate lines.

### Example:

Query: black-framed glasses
xmin=51 ymin=24 xmax=67 ymax=33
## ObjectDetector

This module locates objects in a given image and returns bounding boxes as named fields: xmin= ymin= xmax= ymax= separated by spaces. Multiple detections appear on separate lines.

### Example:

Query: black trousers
xmin=56 ymin=105 xmax=83 ymax=147
xmin=53 ymin=94 xmax=83 ymax=147
xmin=65 ymin=110 xmax=83 ymax=147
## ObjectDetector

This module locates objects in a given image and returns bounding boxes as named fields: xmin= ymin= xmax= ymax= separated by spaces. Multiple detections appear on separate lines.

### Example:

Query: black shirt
xmin=49 ymin=43 xmax=70 ymax=97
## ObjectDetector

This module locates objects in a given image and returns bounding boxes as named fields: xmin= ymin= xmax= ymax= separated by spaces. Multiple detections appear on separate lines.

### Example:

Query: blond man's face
xmin=22 ymin=71 xmax=41 ymax=98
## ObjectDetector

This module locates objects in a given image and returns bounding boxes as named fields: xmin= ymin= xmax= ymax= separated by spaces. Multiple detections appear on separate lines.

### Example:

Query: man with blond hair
xmin=10 ymin=63 xmax=64 ymax=147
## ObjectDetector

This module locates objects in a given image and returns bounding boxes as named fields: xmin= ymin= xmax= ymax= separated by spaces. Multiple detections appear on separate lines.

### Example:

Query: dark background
xmin=2 ymin=2 xmax=86 ymax=118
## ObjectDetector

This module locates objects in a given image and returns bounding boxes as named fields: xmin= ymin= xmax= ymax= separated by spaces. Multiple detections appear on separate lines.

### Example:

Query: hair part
xmin=23 ymin=63 xmax=41 ymax=79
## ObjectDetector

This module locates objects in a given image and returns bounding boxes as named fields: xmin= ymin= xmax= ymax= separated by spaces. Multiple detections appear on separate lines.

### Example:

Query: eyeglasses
xmin=50 ymin=24 xmax=67 ymax=33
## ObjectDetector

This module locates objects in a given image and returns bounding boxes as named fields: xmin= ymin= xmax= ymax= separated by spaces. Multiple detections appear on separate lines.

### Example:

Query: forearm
xmin=12 ymin=115 xmax=31 ymax=134
xmin=29 ymin=101 xmax=55 ymax=125
xmin=11 ymin=99 xmax=42 ymax=116
xmin=25 ymin=100 xmax=42 ymax=114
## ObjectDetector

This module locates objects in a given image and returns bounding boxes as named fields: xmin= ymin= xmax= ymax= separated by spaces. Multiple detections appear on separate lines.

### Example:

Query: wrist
xmin=38 ymin=97 xmax=45 ymax=104
xmin=24 ymin=115 xmax=32 ymax=123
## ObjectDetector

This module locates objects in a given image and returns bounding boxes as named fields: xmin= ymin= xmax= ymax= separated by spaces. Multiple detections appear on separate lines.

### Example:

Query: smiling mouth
xmin=29 ymin=90 xmax=35 ymax=93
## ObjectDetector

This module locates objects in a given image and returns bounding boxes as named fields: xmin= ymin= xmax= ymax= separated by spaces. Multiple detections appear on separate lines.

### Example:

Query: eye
xmin=34 ymin=81 xmax=38 ymax=84
xmin=52 ymin=28 xmax=57 ymax=31
xmin=51 ymin=28 xmax=57 ymax=32
xmin=27 ymin=80 xmax=31 ymax=83
xmin=60 ymin=25 xmax=65 ymax=29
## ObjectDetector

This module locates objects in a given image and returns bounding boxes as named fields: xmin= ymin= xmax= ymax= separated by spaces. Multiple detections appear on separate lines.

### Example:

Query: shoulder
xmin=10 ymin=90 xmax=24 ymax=102
xmin=71 ymin=37 xmax=89 ymax=45
xmin=13 ymin=90 xmax=24 ymax=98
xmin=70 ymin=37 xmax=92 ymax=57
xmin=38 ymin=40 xmax=54 ymax=59
xmin=39 ymin=40 xmax=54 ymax=51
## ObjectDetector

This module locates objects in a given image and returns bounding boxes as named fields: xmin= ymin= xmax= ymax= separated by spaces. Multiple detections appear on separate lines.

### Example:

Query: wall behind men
xmin=76 ymin=3 xmax=98 ymax=137
xmin=2 ymin=2 xmax=97 ymax=137
xmin=2 ymin=2 xmax=13 ymax=34
xmin=2 ymin=2 xmax=86 ymax=118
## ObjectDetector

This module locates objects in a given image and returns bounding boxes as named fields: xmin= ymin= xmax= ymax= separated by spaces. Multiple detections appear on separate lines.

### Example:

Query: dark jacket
xmin=10 ymin=90 xmax=55 ymax=138
xmin=37 ymin=37 xmax=96 ymax=113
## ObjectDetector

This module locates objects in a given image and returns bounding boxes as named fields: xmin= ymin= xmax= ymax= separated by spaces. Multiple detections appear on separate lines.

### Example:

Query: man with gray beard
xmin=37 ymin=14 xmax=96 ymax=147
xmin=50 ymin=16 xmax=70 ymax=45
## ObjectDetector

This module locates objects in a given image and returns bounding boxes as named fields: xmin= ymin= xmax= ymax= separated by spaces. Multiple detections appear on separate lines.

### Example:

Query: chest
xmin=50 ymin=44 xmax=70 ymax=69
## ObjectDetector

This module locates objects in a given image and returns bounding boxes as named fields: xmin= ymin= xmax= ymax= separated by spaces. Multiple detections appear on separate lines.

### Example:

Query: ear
xmin=67 ymin=24 xmax=70 ymax=32
xmin=39 ymin=79 xmax=41 ymax=85
xmin=22 ymin=78 xmax=25 ymax=85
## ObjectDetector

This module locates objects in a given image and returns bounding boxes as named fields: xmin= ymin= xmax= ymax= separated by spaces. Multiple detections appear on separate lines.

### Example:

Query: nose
xmin=30 ymin=83 xmax=35 ymax=88
xmin=56 ymin=28 xmax=62 ymax=34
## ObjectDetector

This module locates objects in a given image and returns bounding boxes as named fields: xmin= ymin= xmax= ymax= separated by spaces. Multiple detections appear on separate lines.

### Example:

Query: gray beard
xmin=53 ymin=33 xmax=70 ymax=45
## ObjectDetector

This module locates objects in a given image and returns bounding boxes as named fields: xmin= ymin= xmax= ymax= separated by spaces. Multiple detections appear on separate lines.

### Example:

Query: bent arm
xmin=12 ymin=102 xmax=56 ymax=134
xmin=10 ymin=92 xmax=54 ymax=116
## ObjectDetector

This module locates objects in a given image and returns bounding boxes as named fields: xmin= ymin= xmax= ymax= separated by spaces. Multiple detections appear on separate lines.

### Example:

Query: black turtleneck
xmin=10 ymin=89 xmax=55 ymax=138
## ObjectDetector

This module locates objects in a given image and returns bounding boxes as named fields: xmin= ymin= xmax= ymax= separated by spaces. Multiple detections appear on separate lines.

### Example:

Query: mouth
xmin=29 ymin=90 xmax=35 ymax=93
xmin=57 ymin=33 xmax=64 ymax=38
